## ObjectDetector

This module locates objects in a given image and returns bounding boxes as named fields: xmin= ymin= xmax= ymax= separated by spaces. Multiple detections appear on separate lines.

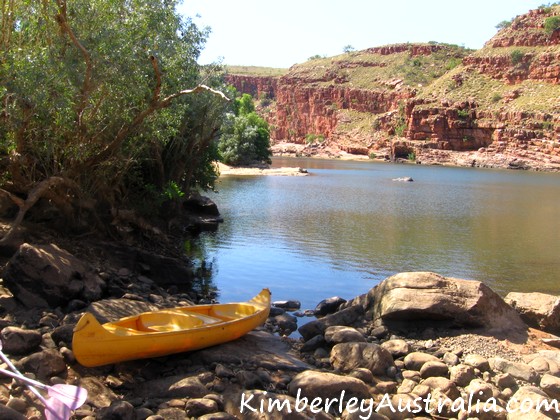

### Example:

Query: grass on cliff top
xmin=225 ymin=65 xmax=288 ymax=77
xmin=419 ymin=66 xmax=560 ymax=114
xmin=289 ymin=43 xmax=472 ymax=90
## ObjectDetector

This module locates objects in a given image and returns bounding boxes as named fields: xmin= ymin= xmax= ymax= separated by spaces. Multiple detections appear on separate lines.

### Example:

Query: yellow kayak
xmin=72 ymin=289 xmax=271 ymax=367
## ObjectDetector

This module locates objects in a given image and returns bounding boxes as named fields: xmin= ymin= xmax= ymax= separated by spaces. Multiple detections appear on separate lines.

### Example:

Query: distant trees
xmin=495 ymin=19 xmax=512 ymax=30
xmin=343 ymin=45 xmax=355 ymax=53
xmin=218 ymin=94 xmax=272 ymax=166
xmin=0 ymin=0 xmax=229 ymax=240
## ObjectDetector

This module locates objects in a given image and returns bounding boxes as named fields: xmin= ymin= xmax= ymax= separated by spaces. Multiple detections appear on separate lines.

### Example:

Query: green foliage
xmin=544 ymin=16 xmax=560 ymax=34
xmin=0 ymin=0 xmax=228 ymax=229
xmin=407 ymin=152 xmax=416 ymax=161
xmin=343 ymin=45 xmax=355 ymax=54
xmin=491 ymin=93 xmax=503 ymax=103
xmin=510 ymin=49 xmax=525 ymax=65
xmin=308 ymin=54 xmax=325 ymax=61
xmin=218 ymin=93 xmax=271 ymax=166
xmin=368 ymin=152 xmax=377 ymax=159
xmin=457 ymin=109 xmax=470 ymax=119
xmin=305 ymin=134 xmax=325 ymax=144
xmin=495 ymin=20 xmax=512 ymax=30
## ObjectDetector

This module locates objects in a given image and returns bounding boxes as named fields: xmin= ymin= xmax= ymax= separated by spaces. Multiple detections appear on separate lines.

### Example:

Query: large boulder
xmin=504 ymin=292 xmax=560 ymax=334
xmin=2 ymin=243 xmax=105 ymax=308
xmin=371 ymin=272 xmax=527 ymax=334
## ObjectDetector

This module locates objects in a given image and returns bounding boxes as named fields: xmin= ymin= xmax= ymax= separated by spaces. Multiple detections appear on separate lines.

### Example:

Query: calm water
xmin=195 ymin=157 xmax=560 ymax=311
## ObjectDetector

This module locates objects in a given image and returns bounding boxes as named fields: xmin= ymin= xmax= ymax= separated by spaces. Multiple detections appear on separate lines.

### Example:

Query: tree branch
xmin=55 ymin=0 xmax=93 ymax=131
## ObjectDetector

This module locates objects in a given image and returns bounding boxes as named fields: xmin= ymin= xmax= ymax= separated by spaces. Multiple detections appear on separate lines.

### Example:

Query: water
xmin=194 ymin=157 xmax=560 ymax=312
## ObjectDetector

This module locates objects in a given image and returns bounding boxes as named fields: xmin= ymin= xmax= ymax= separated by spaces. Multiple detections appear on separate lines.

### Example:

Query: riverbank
xmin=271 ymin=141 xmax=560 ymax=172
xmin=217 ymin=162 xmax=309 ymax=176
xmin=1 ymin=246 xmax=560 ymax=419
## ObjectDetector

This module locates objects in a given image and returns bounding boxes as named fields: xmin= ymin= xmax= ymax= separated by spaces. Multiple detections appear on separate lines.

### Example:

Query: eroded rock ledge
xmin=1 ymin=251 xmax=559 ymax=419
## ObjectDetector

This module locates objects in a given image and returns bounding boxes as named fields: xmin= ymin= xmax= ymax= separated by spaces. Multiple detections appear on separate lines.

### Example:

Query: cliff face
xmin=226 ymin=5 xmax=560 ymax=170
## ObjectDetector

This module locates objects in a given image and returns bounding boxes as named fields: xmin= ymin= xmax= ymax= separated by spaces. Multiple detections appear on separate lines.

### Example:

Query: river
xmin=193 ymin=157 xmax=560 ymax=312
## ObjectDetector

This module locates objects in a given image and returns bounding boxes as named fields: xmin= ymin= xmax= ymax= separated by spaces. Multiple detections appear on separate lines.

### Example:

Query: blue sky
xmin=178 ymin=1 xmax=549 ymax=68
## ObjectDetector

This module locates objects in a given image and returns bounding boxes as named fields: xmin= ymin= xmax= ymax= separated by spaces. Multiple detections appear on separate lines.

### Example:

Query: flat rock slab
xmin=86 ymin=298 xmax=164 ymax=323
xmin=190 ymin=330 xmax=310 ymax=372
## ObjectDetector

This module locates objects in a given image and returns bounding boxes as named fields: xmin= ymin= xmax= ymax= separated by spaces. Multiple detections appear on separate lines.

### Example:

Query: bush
xmin=544 ymin=16 xmax=560 ymax=34
xmin=491 ymin=93 xmax=503 ymax=103
xmin=510 ymin=49 xmax=525 ymax=65
xmin=218 ymin=94 xmax=271 ymax=166
xmin=457 ymin=109 xmax=470 ymax=119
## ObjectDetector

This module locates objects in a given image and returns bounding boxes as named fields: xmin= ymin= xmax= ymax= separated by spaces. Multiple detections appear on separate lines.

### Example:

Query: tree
xmin=343 ymin=45 xmax=355 ymax=53
xmin=0 ymin=0 xmax=229 ymax=241
xmin=218 ymin=94 xmax=272 ymax=166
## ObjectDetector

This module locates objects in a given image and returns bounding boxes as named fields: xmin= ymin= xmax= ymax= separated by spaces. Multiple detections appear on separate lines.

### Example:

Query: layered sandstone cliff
xmin=226 ymin=5 xmax=560 ymax=171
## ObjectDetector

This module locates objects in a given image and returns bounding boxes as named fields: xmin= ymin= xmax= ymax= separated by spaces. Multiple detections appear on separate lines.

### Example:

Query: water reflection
xmin=197 ymin=158 xmax=560 ymax=310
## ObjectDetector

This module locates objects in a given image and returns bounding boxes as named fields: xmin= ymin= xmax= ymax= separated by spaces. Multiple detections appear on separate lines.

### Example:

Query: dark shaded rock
xmin=51 ymin=324 xmax=75 ymax=346
xmin=183 ymin=194 xmax=220 ymax=216
xmin=0 ymin=326 xmax=42 ymax=355
xmin=17 ymin=349 xmax=66 ymax=380
xmin=271 ymin=313 xmax=298 ymax=334
xmin=314 ymin=296 xmax=347 ymax=316
xmin=0 ymin=403 xmax=27 ymax=419
xmin=272 ymin=300 xmax=301 ymax=311
xmin=2 ymin=243 xmax=105 ymax=308
xmin=300 ymin=334 xmax=326 ymax=352
xmin=324 ymin=325 xmax=366 ymax=344
xmin=298 ymin=305 xmax=364 ymax=341
xmin=185 ymin=398 xmax=219 ymax=418
xmin=236 ymin=371 xmax=264 ymax=389
xmin=97 ymin=401 xmax=135 ymax=420
xmin=136 ymin=376 xmax=208 ymax=399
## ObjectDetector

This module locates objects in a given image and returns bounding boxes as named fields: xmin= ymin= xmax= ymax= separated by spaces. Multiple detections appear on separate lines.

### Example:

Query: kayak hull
xmin=72 ymin=289 xmax=271 ymax=367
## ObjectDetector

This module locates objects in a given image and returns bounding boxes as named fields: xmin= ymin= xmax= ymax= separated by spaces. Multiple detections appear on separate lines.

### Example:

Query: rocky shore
xmin=1 ymin=239 xmax=560 ymax=420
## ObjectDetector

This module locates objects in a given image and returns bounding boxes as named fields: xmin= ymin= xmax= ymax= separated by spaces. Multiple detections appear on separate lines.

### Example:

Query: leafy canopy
xmin=218 ymin=93 xmax=272 ymax=166
xmin=0 ymin=0 xmax=229 ymax=236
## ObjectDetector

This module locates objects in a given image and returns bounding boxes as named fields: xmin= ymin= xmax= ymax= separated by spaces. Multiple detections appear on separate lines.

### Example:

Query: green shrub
xmin=510 ymin=49 xmax=524 ymax=65
xmin=457 ymin=109 xmax=470 ymax=119
xmin=368 ymin=152 xmax=377 ymax=159
xmin=544 ymin=16 xmax=560 ymax=34
xmin=407 ymin=152 xmax=416 ymax=161
xmin=491 ymin=93 xmax=503 ymax=103
xmin=495 ymin=20 xmax=512 ymax=30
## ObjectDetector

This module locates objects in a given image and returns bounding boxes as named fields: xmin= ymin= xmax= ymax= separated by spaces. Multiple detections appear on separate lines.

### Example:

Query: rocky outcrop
xmin=227 ymin=6 xmax=560 ymax=171
xmin=1 ymin=243 xmax=105 ymax=308
xmin=370 ymin=272 xmax=527 ymax=334
xmin=505 ymin=292 xmax=560 ymax=334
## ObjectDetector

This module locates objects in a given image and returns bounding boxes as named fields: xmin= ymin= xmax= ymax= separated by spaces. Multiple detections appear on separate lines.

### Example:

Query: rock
xmin=288 ymin=370 xmax=370 ymax=401
xmin=0 ymin=327 xmax=42 ymax=355
xmin=183 ymin=194 xmax=220 ymax=216
xmin=507 ymin=386 xmax=555 ymax=418
xmin=371 ymin=272 xmax=527 ymax=333
xmin=449 ymin=364 xmax=477 ymax=387
xmin=51 ymin=324 xmax=75 ymax=346
xmin=136 ymin=376 xmax=208 ymax=399
xmin=490 ymin=357 xmax=540 ymax=384
xmin=442 ymin=352 xmax=460 ymax=366
xmin=348 ymin=368 xmax=374 ymax=384
xmin=97 ymin=401 xmax=135 ymax=420
xmin=17 ymin=349 xmax=66 ymax=379
xmin=271 ymin=313 xmax=298 ymax=334
xmin=380 ymin=339 xmax=410 ymax=358
xmin=86 ymin=298 xmax=164 ymax=323
xmin=301 ymin=334 xmax=326 ymax=352
xmin=190 ymin=330 xmax=310 ymax=372
xmin=324 ymin=326 xmax=366 ymax=344
xmin=505 ymin=292 xmax=560 ymax=334
xmin=2 ymin=243 xmax=105 ymax=308
xmin=298 ymin=305 xmax=364 ymax=341
xmin=391 ymin=177 xmax=414 ymax=182
xmin=403 ymin=352 xmax=440 ymax=371
xmin=236 ymin=371 xmax=264 ymax=389
xmin=314 ymin=296 xmax=347 ymax=316
xmin=0 ymin=403 xmax=27 ymax=419
xmin=421 ymin=376 xmax=461 ymax=400
xmin=184 ymin=398 xmax=219 ymax=417
xmin=464 ymin=354 xmax=491 ymax=372
xmin=465 ymin=378 xmax=495 ymax=401
xmin=272 ymin=300 xmax=301 ymax=311
xmin=419 ymin=361 xmax=449 ymax=378
xmin=330 ymin=342 xmax=395 ymax=375
xmin=494 ymin=372 xmax=518 ymax=390
xmin=540 ymin=374 xmax=560 ymax=399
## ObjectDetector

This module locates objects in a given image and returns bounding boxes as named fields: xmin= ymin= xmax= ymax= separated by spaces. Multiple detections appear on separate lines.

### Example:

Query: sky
xmin=177 ymin=0 xmax=548 ymax=68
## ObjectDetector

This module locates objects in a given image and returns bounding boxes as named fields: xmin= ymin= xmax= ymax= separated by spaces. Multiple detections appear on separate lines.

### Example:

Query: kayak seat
xmin=136 ymin=311 xmax=221 ymax=332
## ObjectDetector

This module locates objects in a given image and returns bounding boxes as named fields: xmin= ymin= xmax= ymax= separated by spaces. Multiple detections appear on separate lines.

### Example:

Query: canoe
xmin=72 ymin=288 xmax=271 ymax=367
